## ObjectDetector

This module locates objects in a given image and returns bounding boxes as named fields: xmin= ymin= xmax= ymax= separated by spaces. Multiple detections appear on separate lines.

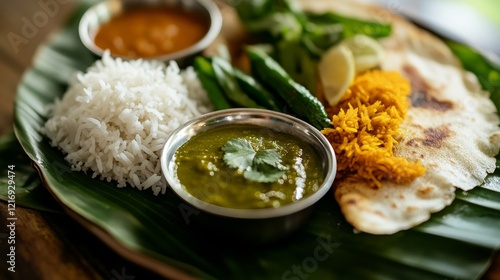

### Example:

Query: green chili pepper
xmin=193 ymin=57 xmax=231 ymax=111
xmin=212 ymin=57 xmax=263 ymax=109
xmin=247 ymin=48 xmax=331 ymax=130
xmin=233 ymin=68 xmax=284 ymax=111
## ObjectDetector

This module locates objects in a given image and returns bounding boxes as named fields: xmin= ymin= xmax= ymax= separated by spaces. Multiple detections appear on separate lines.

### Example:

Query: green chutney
xmin=174 ymin=124 xmax=324 ymax=209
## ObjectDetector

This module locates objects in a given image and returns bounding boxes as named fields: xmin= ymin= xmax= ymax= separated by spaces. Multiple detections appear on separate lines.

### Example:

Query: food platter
xmin=10 ymin=1 xmax=500 ymax=279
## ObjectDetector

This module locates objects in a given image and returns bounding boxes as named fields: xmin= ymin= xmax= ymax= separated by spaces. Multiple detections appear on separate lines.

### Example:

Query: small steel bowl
xmin=160 ymin=109 xmax=337 ymax=243
xmin=78 ymin=0 xmax=222 ymax=65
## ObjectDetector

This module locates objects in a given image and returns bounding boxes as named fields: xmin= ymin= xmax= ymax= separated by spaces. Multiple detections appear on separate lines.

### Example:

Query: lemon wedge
xmin=318 ymin=44 xmax=355 ymax=107
xmin=318 ymin=35 xmax=385 ymax=106
xmin=342 ymin=34 xmax=385 ymax=74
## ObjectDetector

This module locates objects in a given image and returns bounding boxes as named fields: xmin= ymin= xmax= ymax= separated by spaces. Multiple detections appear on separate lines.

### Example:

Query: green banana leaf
xmin=5 ymin=1 xmax=500 ymax=279
xmin=0 ymin=133 xmax=62 ymax=214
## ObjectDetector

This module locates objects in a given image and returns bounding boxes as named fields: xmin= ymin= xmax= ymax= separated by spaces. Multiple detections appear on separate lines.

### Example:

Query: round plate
xmin=13 ymin=1 xmax=500 ymax=279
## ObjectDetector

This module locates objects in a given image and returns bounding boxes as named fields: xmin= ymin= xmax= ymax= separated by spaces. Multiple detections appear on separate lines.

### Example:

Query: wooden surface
xmin=0 ymin=1 xmax=499 ymax=280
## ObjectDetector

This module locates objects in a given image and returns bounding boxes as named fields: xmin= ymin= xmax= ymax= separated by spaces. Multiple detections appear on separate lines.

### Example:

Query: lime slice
xmin=318 ymin=44 xmax=355 ymax=107
xmin=318 ymin=35 xmax=385 ymax=106
xmin=342 ymin=34 xmax=385 ymax=74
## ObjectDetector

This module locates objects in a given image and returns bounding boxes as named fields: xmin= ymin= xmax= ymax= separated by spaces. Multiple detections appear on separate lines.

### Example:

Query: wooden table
xmin=0 ymin=1 xmax=499 ymax=279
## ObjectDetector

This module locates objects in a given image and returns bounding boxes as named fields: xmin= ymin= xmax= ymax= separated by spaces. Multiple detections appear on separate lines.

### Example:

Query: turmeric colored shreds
xmin=321 ymin=70 xmax=426 ymax=188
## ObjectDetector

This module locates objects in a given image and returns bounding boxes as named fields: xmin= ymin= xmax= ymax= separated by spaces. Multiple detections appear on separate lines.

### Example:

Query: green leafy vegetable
xmin=222 ymin=138 xmax=287 ymax=183
xmin=305 ymin=12 xmax=392 ymax=39
xmin=233 ymin=0 xmax=392 ymax=92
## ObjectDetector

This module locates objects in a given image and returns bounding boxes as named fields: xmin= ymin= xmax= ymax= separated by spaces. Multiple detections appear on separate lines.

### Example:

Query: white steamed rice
xmin=42 ymin=52 xmax=211 ymax=195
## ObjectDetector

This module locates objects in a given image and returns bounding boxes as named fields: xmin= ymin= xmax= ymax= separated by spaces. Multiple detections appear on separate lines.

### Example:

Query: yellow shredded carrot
xmin=322 ymin=70 xmax=426 ymax=188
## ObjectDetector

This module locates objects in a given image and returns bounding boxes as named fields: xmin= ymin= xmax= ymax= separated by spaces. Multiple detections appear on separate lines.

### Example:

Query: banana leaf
xmin=5 ymin=1 xmax=500 ymax=279
xmin=0 ymin=133 xmax=62 ymax=214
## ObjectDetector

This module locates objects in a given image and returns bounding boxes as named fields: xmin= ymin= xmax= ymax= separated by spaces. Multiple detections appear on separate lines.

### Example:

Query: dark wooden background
xmin=0 ymin=1 xmax=498 ymax=279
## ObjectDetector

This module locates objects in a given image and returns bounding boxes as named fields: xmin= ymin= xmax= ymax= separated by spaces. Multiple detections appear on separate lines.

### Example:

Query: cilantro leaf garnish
xmin=221 ymin=138 xmax=255 ymax=170
xmin=253 ymin=150 xmax=288 ymax=170
xmin=222 ymin=138 xmax=288 ymax=183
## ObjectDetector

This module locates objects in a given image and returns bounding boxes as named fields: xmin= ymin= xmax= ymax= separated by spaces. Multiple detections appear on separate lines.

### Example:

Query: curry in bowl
xmin=79 ymin=0 xmax=222 ymax=62
xmin=160 ymin=109 xmax=336 ymax=241
xmin=174 ymin=123 xmax=325 ymax=209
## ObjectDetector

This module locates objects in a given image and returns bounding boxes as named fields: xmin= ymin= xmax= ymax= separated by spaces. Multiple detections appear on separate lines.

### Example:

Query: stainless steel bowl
xmin=160 ymin=109 xmax=337 ymax=242
xmin=78 ymin=0 xmax=222 ymax=65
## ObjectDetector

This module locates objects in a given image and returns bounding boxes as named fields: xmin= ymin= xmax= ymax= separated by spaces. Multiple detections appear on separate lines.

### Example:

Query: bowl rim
xmin=78 ymin=0 xmax=223 ymax=61
xmin=160 ymin=108 xmax=337 ymax=220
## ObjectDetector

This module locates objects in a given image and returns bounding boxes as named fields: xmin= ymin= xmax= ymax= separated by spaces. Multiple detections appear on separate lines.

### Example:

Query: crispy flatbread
xmin=302 ymin=0 xmax=500 ymax=234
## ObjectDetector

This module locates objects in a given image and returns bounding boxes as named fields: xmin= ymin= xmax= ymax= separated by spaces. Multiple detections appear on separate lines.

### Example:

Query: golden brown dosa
xmin=302 ymin=0 xmax=500 ymax=234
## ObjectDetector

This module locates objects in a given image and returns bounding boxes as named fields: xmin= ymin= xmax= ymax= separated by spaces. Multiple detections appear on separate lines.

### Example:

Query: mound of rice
xmin=43 ymin=52 xmax=211 ymax=195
